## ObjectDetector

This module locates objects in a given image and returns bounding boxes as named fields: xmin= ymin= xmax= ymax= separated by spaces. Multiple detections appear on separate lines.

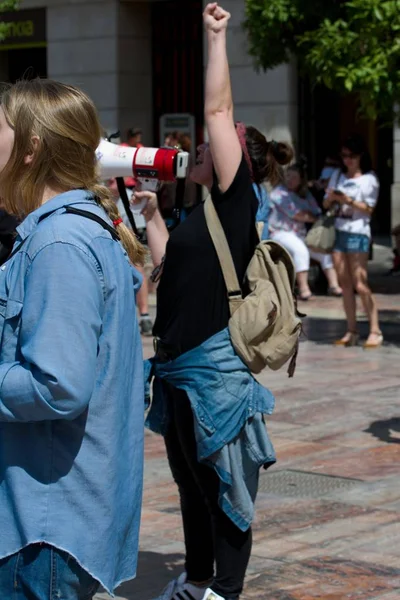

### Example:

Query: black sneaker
xmin=139 ymin=315 xmax=153 ymax=336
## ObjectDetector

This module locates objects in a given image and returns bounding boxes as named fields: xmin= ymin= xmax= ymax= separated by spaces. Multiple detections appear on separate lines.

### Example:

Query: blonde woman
xmin=0 ymin=79 xmax=145 ymax=599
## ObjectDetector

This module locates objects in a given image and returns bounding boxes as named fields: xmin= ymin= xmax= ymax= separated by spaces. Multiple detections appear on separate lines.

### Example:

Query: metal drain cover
xmin=258 ymin=469 xmax=361 ymax=498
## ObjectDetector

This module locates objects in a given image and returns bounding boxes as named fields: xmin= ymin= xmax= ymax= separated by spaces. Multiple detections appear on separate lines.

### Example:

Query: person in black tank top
xmin=140 ymin=5 xmax=293 ymax=600
xmin=153 ymin=156 xmax=259 ymax=354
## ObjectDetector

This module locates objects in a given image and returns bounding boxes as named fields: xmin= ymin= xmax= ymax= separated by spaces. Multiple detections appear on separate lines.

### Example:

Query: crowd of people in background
xmin=108 ymin=125 xmax=389 ymax=322
xmin=268 ymin=157 xmax=342 ymax=300
xmin=0 ymin=114 xmax=394 ymax=341
xmin=113 ymin=124 xmax=388 ymax=352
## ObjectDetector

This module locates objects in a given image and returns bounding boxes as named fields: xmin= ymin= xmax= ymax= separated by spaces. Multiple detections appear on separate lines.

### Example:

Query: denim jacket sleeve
xmin=0 ymin=241 xmax=103 ymax=422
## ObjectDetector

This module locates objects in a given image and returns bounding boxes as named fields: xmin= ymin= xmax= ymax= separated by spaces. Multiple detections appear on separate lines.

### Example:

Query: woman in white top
xmin=324 ymin=134 xmax=382 ymax=348
xmin=269 ymin=159 xmax=342 ymax=300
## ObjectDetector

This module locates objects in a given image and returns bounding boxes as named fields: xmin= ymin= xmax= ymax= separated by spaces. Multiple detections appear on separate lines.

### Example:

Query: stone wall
xmin=203 ymin=0 xmax=298 ymax=145
xmin=21 ymin=0 xmax=153 ymax=141
xmin=392 ymin=125 xmax=400 ymax=228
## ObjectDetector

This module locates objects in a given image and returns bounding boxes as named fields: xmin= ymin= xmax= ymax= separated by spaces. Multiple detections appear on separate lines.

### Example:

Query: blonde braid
xmin=91 ymin=183 xmax=146 ymax=266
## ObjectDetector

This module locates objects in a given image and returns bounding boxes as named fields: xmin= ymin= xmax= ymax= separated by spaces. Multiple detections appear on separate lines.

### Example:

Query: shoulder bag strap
xmin=325 ymin=169 xmax=342 ymax=217
xmin=115 ymin=178 xmax=140 ymax=237
xmin=204 ymin=196 xmax=243 ymax=313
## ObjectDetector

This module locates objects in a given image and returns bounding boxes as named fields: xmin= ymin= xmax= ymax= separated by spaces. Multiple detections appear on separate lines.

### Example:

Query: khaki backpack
xmin=204 ymin=197 xmax=302 ymax=377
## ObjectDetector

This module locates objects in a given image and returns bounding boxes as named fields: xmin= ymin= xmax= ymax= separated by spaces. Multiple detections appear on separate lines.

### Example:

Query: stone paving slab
xmin=96 ymin=294 xmax=400 ymax=600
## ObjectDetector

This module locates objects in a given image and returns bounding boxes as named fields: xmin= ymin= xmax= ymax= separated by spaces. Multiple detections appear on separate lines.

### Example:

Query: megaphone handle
xmin=115 ymin=177 xmax=140 ymax=238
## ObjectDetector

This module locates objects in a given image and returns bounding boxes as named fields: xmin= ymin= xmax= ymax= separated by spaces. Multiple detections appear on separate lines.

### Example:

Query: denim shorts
xmin=334 ymin=230 xmax=370 ymax=253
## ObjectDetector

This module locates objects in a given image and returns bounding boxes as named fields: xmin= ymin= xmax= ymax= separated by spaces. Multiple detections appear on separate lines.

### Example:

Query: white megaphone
xmin=96 ymin=138 xmax=189 ymax=191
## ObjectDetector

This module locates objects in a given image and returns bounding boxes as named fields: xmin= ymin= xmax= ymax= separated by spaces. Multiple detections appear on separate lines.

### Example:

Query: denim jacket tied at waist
xmin=145 ymin=328 xmax=276 ymax=531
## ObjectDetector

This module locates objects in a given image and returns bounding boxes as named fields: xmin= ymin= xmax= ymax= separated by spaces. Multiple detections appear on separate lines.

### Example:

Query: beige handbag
xmin=305 ymin=170 xmax=340 ymax=254
xmin=204 ymin=197 xmax=302 ymax=377
xmin=304 ymin=212 xmax=336 ymax=254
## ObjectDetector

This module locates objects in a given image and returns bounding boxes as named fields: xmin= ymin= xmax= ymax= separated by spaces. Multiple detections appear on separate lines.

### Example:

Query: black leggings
xmin=163 ymin=382 xmax=252 ymax=600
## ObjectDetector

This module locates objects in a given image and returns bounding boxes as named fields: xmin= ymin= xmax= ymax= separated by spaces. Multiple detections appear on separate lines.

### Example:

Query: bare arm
xmin=146 ymin=210 xmax=169 ymax=267
xmin=293 ymin=210 xmax=317 ymax=223
xmin=204 ymin=3 xmax=242 ymax=192
xmin=336 ymin=193 xmax=374 ymax=216
xmin=324 ymin=189 xmax=340 ymax=211
xmin=323 ymin=197 xmax=332 ymax=211
xmin=133 ymin=191 xmax=169 ymax=267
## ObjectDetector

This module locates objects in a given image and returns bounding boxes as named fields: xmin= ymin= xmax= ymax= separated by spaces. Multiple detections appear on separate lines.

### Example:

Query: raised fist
xmin=203 ymin=3 xmax=231 ymax=33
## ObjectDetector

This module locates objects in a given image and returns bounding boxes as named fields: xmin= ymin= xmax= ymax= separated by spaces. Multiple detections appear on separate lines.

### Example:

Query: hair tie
xmin=113 ymin=217 xmax=123 ymax=227
xmin=235 ymin=122 xmax=254 ymax=180
xmin=269 ymin=140 xmax=279 ymax=153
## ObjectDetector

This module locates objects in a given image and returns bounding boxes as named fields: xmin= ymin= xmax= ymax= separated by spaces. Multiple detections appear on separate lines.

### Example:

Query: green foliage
xmin=244 ymin=0 xmax=400 ymax=120
xmin=0 ymin=0 xmax=19 ymax=41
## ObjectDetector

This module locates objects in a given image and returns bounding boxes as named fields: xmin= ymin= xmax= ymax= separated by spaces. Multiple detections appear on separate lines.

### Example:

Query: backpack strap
xmin=9 ymin=205 xmax=120 ymax=261
xmin=37 ymin=205 xmax=120 ymax=241
xmin=63 ymin=206 xmax=120 ymax=241
xmin=204 ymin=196 xmax=243 ymax=314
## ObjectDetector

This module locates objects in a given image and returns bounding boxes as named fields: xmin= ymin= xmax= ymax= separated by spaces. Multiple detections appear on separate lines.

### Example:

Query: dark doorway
xmin=298 ymin=78 xmax=393 ymax=235
xmin=7 ymin=46 xmax=47 ymax=83
xmin=298 ymin=78 xmax=340 ymax=178
xmin=151 ymin=0 xmax=204 ymax=147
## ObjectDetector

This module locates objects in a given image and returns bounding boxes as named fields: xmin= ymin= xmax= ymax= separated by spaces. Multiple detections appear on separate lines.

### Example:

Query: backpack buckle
xmin=228 ymin=290 xmax=242 ymax=299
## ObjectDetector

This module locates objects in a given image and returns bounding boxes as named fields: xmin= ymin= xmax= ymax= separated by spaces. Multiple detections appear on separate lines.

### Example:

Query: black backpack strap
xmin=8 ymin=236 xmax=28 ymax=261
xmin=36 ymin=205 xmax=120 ymax=241
xmin=8 ymin=205 xmax=121 ymax=262
xmin=63 ymin=206 xmax=120 ymax=241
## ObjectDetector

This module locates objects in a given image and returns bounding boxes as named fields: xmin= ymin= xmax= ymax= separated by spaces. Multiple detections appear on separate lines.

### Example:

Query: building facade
xmin=9 ymin=0 xmax=296 ymax=144
xmin=2 ymin=0 xmax=397 ymax=232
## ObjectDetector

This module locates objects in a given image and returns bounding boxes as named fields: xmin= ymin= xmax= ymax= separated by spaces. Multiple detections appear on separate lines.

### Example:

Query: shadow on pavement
xmin=369 ymin=273 xmax=400 ymax=295
xmin=302 ymin=311 xmax=400 ymax=347
xmin=112 ymin=551 xmax=184 ymax=599
xmin=364 ymin=417 xmax=400 ymax=445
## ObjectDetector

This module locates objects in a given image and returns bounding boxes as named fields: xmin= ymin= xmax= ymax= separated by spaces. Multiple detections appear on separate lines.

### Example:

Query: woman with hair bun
xmin=0 ymin=79 xmax=145 ymax=598
xmin=142 ymin=4 xmax=294 ymax=600
xmin=269 ymin=158 xmax=342 ymax=300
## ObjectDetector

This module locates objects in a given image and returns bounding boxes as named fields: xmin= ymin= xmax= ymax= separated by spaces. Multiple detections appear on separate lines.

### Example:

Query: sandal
xmin=334 ymin=331 xmax=359 ymax=347
xmin=298 ymin=292 xmax=314 ymax=301
xmin=363 ymin=331 xmax=384 ymax=349
xmin=328 ymin=286 xmax=343 ymax=297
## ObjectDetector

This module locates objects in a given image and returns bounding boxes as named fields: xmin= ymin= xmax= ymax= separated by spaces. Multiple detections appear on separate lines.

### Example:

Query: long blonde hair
xmin=0 ymin=79 xmax=145 ymax=265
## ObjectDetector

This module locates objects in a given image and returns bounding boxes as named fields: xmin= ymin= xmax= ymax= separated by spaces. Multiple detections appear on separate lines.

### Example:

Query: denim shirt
xmin=146 ymin=329 xmax=276 ymax=531
xmin=0 ymin=190 xmax=144 ymax=595
xmin=254 ymin=183 xmax=270 ymax=240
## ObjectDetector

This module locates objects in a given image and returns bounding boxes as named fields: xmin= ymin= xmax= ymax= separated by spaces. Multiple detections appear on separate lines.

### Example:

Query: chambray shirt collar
xmin=17 ymin=189 xmax=96 ymax=240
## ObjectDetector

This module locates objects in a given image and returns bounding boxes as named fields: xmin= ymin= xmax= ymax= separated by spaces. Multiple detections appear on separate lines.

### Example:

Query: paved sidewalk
xmin=97 ymin=279 xmax=400 ymax=599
